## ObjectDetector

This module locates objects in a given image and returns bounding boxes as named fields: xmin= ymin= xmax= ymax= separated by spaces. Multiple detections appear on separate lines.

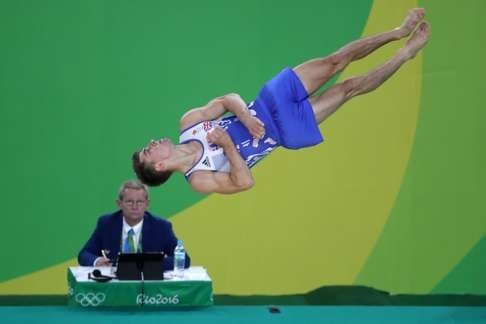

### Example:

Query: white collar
xmin=122 ymin=216 xmax=144 ymax=235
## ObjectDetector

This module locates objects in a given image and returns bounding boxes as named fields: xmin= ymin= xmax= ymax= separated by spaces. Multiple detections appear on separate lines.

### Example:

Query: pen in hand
xmin=95 ymin=249 xmax=112 ymax=267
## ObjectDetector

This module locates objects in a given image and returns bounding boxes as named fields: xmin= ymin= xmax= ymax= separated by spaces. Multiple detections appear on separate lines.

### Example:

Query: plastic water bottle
xmin=173 ymin=240 xmax=186 ymax=278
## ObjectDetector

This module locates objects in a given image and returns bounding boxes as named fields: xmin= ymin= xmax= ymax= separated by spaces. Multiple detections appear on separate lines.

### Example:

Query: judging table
xmin=67 ymin=266 xmax=213 ymax=307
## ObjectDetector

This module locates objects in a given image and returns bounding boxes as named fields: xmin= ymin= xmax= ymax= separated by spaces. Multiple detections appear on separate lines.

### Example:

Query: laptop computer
xmin=116 ymin=252 xmax=165 ymax=280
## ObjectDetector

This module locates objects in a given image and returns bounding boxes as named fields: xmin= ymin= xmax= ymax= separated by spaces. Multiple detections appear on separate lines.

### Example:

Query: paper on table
xmin=69 ymin=266 xmax=211 ymax=282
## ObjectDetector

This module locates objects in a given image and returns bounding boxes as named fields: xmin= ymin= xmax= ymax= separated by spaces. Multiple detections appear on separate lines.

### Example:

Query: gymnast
xmin=132 ymin=8 xmax=429 ymax=194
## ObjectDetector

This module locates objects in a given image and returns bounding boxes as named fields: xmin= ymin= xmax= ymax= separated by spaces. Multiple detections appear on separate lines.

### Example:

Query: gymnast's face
xmin=139 ymin=138 xmax=173 ymax=168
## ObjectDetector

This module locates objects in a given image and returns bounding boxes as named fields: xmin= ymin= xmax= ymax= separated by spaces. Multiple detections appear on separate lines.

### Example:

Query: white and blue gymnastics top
xmin=179 ymin=67 xmax=325 ymax=180
xmin=179 ymin=104 xmax=279 ymax=179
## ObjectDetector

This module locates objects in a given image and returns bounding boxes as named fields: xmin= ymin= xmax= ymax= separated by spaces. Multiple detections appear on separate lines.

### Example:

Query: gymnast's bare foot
xmin=396 ymin=8 xmax=426 ymax=39
xmin=403 ymin=22 xmax=430 ymax=59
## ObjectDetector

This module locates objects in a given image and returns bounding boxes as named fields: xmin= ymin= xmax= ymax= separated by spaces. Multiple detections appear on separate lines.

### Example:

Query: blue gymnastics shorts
xmin=255 ymin=67 xmax=324 ymax=149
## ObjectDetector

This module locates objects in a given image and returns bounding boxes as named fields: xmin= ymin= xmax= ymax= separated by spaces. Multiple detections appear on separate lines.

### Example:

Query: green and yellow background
xmin=0 ymin=0 xmax=484 ymax=299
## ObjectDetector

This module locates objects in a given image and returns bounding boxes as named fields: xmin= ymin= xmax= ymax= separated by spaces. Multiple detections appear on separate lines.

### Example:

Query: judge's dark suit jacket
xmin=78 ymin=210 xmax=190 ymax=271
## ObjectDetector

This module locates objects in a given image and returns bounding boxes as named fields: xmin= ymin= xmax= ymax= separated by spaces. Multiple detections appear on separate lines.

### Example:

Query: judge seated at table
xmin=78 ymin=179 xmax=190 ymax=271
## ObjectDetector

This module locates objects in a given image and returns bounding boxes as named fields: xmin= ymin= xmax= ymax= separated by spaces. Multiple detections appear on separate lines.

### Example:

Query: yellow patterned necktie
xmin=124 ymin=228 xmax=136 ymax=253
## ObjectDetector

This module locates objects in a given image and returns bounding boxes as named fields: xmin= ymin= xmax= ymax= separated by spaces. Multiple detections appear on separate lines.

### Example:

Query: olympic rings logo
xmin=75 ymin=292 xmax=106 ymax=307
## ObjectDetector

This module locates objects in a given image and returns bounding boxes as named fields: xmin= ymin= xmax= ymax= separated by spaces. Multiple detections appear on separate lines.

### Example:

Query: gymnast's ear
xmin=154 ymin=161 xmax=166 ymax=172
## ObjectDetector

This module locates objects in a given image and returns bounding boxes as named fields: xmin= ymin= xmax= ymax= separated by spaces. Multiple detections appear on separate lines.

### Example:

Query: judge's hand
xmin=94 ymin=257 xmax=112 ymax=267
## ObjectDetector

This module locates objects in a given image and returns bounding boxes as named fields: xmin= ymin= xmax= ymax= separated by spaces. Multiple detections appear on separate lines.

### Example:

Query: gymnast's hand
xmin=241 ymin=115 xmax=265 ymax=139
xmin=207 ymin=127 xmax=234 ymax=148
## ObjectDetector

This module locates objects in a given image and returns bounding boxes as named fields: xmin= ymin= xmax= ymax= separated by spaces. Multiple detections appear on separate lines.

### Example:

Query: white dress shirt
xmin=93 ymin=218 xmax=144 ymax=266
xmin=121 ymin=217 xmax=143 ymax=252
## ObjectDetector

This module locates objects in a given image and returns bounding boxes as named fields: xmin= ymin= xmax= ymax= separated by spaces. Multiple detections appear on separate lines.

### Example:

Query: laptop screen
xmin=116 ymin=252 xmax=165 ymax=280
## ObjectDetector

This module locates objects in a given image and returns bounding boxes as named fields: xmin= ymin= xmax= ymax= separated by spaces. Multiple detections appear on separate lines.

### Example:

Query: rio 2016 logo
xmin=136 ymin=293 xmax=180 ymax=305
